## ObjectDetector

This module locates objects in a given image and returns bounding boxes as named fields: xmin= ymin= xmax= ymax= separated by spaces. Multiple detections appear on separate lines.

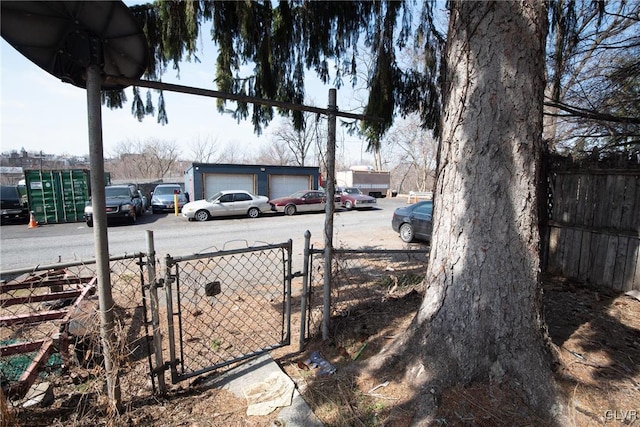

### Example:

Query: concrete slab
xmin=199 ymin=353 xmax=323 ymax=426
xmin=22 ymin=381 xmax=54 ymax=408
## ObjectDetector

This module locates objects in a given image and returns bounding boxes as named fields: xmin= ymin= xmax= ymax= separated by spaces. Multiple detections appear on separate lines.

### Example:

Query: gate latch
xmin=288 ymin=271 xmax=303 ymax=280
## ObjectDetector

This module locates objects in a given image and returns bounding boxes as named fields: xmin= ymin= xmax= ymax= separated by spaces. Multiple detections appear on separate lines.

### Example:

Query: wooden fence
xmin=542 ymin=154 xmax=640 ymax=292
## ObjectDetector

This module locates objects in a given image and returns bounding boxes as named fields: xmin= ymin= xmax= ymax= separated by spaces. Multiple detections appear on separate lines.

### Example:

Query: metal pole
xmin=103 ymin=75 xmax=384 ymax=124
xmin=285 ymin=239 xmax=293 ymax=345
xmin=322 ymin=89 xmax=337 ymax=340
xmin=146 ymin=230 xmax=166 ymax=393
xmin=299 ymin=230 xmax=311 ymax=351
xmin=86 ymin=64 xmax=121 ymax=409
xmin=164 ymin=254 xmax=178 ymax=384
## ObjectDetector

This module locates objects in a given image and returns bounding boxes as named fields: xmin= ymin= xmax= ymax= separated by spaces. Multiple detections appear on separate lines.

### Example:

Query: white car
xmin=181 ymin=190 xmax=271 ymax=222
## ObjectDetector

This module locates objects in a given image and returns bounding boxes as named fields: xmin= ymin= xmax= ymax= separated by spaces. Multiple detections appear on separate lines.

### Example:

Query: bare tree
xmin=254 ymin=139 xmax=296 ymax=165
xmin=107 ymin=140 xmax=146 ymax=181
xmin=545 ymin=0 xmax=640 ymax=154
xmin=140 ymin=139 xmax=181 ymax=178
xmin=216 ymin=142 xmax=251 ymax=164
xmin=188 ymin=134 xmax=219 ymax=163
xmin=382 ymin=114 xmax=437 ymax=193
xmin=334 ymin=127 xmax=354 ymax=172
xmin=313 ymin=116 xmax=331 ymax=181
xmin=272 ymin=113 xmax=321 ymax=166
xmin=107 ymin=138 xmax=181 ymax=180
xmin=337 ymin=48 xmax=389 ymax=171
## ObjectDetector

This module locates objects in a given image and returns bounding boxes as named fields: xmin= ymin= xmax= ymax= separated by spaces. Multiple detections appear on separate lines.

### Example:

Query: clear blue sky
xmin=1 ymin=33 xmax=370 ymax=164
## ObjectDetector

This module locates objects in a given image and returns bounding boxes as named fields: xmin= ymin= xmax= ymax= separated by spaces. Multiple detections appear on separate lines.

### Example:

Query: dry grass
xmin=277 ymin=277 xmax=640 ymax=426
xmin=4 ymin=278 xmax=639 ymax=426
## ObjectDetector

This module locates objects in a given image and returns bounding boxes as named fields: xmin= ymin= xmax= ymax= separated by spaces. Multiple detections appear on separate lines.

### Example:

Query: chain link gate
xmin=160 ymin=241 xmax=293 ymax=384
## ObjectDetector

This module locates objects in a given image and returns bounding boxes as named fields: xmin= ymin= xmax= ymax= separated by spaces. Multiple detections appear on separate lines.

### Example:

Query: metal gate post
xmin=164 ymin=254 xmax=178 ymax=384
xmin=146 ymin=231 xmax=166 ymax=394
xmin=323 ymin=88 xmax=337 ymax=340
xmin=299 ymin=231 xmax=311 ymax=351
xmin=285 ymin=239 xmax=293 ymax=345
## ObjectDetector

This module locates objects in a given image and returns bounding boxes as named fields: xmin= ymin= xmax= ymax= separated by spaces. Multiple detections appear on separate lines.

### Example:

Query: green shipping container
xmin=24 ymin=169 xmax=91 ymax=224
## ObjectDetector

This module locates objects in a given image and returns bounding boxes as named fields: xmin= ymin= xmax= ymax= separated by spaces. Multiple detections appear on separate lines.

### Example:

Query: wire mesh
xmin=0 ymin=256 xmax=148 ymax=399
xmin=2 ymin=241 xmax=429 ymax=401
xmin=165 ymin=243 xmax=291 ymax=381
xmin=306 ymin=248 xmax=430 ymax=340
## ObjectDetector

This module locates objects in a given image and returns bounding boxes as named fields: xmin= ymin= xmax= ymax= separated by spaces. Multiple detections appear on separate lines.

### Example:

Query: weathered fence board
xmin=544 ymin=158 xmax=640 ymax=292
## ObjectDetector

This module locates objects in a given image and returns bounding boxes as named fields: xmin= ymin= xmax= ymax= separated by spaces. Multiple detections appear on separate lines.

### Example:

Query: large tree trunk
xmin=371 ymin=1 xmax=563 ymax=423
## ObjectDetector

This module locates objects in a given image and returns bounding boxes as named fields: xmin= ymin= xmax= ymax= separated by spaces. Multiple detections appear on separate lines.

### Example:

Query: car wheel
xmin=194 ymin=209 xmax=210 ymax=222
xmin=399 ymin=223 xmax=414 ymax=243
xmin=284 ymin=204 xmax=297 ymax=216
xmin=86 ymin=220 xmax=93 ymax=228
xmin=247 ymin=207 xmax=260 ymax=218
xmin=344 ymin=200 xmax=353 ymax=210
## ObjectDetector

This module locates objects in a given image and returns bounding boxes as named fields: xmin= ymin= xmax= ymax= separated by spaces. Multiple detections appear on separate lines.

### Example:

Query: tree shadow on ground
xmin=283 ymin=276 xmax=639 ymax=426
xmin=278 ymin=287 xmax=426 ymax=426
xmin=542 ymin=276 xmax=640 ymax=424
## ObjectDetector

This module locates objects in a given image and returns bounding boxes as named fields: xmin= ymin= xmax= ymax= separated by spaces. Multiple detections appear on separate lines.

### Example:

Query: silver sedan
xmin=181 ymin=190 xmax=271 ymax=222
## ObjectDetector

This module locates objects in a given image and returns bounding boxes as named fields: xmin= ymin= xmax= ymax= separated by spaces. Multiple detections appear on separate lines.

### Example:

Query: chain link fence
xmin=0 ymin=255 xmax=148 ymax=400
xmin=2 ymin=236 xmax=430 ymax=409
xmin=305 ymin=247 xmax=430 ymax=341
xmin=163 ymin=241 xmax=292 ymax=383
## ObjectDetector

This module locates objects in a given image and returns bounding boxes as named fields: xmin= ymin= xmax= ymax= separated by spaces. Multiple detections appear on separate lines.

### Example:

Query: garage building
xmin=184 ymin=163 xmax=322 ymax=201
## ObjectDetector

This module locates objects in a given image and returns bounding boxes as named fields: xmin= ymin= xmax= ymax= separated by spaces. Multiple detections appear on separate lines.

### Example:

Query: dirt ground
xmin=4 ymin=276 xmax=639 ymax=427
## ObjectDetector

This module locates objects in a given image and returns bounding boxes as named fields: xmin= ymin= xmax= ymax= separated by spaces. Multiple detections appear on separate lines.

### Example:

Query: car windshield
xmin=105 ymin=187 xmax=131 ymax=198
xmin=155 ymin=186 xmax=181 ymax=196
xmin=344 ymin=188 xmax=362 ymax=195
xmin=289 ymin=190 xmax=308 ymax=198
xmin=1 ymin=186 xmax=19 ymax=198
xmin=207 ymin=192 xmax=223 ymax=202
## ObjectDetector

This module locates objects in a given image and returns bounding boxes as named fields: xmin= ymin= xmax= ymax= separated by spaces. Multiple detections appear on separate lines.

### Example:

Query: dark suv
xmin=83 ymin=185 xmax=142 ymax=227
xmin=1 ymin=185 xmax=29 ymax=224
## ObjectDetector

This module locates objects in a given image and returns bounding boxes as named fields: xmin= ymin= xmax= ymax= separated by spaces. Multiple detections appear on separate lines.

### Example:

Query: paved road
xmin=0 ymin=197 xmax=421 ymax=271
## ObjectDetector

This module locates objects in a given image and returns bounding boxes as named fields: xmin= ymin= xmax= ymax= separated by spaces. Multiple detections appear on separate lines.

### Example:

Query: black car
xmin=391 ymin=200 xmax=433 ymax=243
xmin=83 ymin=185 xmax=142 ymax=227
xmin=125 ymin=184 xmax=146 ymax=216
xmin=0 ymin=185 xmax=29 ymax=224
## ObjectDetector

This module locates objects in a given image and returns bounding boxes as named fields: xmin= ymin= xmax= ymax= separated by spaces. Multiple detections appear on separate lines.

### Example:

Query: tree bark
xmin=370 ymin=1 xmax=563 ymax=423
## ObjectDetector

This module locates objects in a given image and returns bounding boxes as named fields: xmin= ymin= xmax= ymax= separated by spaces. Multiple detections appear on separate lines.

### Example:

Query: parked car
xmin=125 ymin=184 xmax=146 ymax=216
xmin=269 ymin=190 xmax=332 ymax=216
xmin=83 ymin=185 xmax=141 ymax=227
xmin=182 ymin=190 xmax=271 ymax=221
xmin=151 ymin=184 xmax=188 ymax=213
xmin=137 ymin=190 xmax=148 ymax=213
xmin=1 ymin=185 xmax=29 ymax=224
xmin=391 ymin=200 xmax=433 ymax=243
xmin=336 ymin=186 xmax=377 ymax=210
